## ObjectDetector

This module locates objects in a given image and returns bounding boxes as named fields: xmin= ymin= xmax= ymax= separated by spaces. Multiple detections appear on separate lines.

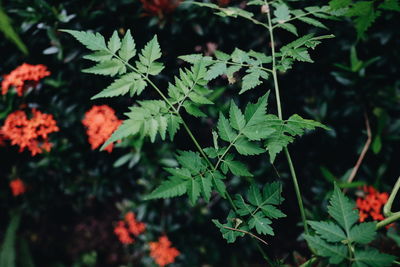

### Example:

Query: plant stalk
xmin=265 ymin=0 xmax=309 ymax=235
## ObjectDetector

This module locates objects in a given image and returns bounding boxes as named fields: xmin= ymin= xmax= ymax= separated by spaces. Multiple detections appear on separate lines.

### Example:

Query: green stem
xmin=284 ymin=148 xmax=309 ymax=234
xmin=376 ymin=176 xmax=400 ymax=229
xmin=376 ymin=212 xmax=400 ymax=229
xmin=383 ymin=176 xmax=400 ymax=217
xmin=266 ymin=0 xmax=309 ymax=235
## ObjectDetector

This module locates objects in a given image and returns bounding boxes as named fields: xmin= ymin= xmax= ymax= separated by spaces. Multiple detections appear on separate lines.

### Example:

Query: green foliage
xmin=0 ymin=213 xmax=21 ymax=267
xmin=146 ymin=150 xmax=226 ymax=205
xmin=304 ymin=184 xmax=396 ymax=266
xmin=329 ymin=0 xmax=400 ymax=38
xmin=214 ymin=181 xmax=285 ymax=242
xmin=0 ymin=4 xmax=28 ymax=54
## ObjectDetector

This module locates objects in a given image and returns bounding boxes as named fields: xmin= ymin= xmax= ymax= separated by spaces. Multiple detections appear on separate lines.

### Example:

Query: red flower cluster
xmin=9 ymin=178 xmax=26 ymax=196
xmin=1 ymin=109 xmax=59 ymax=156
xmin=356 ymin=185 xmax=389 ymax=222
xmin=82 ymin=105 xmax=122 ymax=153
xmin=114 ymin=212 xmax=146 ymax=244
xmin=1 ymin=63 xmax=50 ymax=96
xmin=140 ymin=0 xmax=183 ymax=17
xmin=149 ymin=235 xmax=180 ymax=267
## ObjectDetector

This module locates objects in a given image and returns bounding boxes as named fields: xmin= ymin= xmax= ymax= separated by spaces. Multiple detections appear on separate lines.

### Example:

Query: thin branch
xmin=221 ymin=225 xmax=269 ymax=246
xmin=347 ymin=112 xmax=372 ymax=184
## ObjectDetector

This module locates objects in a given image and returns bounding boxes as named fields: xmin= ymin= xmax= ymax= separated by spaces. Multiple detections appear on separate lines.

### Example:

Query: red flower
xmin=1 ymin=63 xmax=50 ymax=96
xmin=356 ymin=186 xmax=389 ymax=224
xmin=125 ymin=212 xmax=146 ymax=236
xmin=10 ymin=178 xmax=26 ymax=196
xmin=114 ymin=221 xmax=134 ymax=244
xmin=140 ymin=0 xmax=183 ymax=18
xmin=82 ymin=105 xmax=122 ymax=153
xmin=1 ymin=109 xmax=59 ymax=156
xmin=114 ymin=212 xmax=146 ymax=245
xmin=149 ymin=235 xmax=180 ymax=267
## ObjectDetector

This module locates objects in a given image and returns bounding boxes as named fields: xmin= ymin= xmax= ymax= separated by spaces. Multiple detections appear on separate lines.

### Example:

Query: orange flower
xmin=82 ymin=105 xmax=122 ymax=153
xmin=140 ymin=0 xmax=183 ymax=18
xmin=125 ymin=211 xmax=146 ymax=236
xmin=149 ymin=235 xmax=180 ymax=267
xmin=114 ymin=212 xmax=146 ymax=244
xmin=1 ymin=63 xmax=50 ymax=96
xmin=356 ymin=186 xmax=389 ymax=223
xmin=9 ymin=178 xmax=26 ymax=196
xmin=1 ymin=109 xmax=59 ymax=156
xmin=114 ymin=221 xmax=135 ymax=244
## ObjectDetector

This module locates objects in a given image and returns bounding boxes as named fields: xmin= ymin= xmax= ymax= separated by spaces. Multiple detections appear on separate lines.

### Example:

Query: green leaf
xmin=329 ymin=0 xmax=351 ymax=9
xmin=244 ymin=92 xmax=269 ymax=127
xmin=61 ymin=29 xmax=107 ymax=51
xmin=214 ymin=50 xmax=231 ymax=61
xmin=249 ymin=212 xmax=273 ymax=235
xmin=205 ymin=62 xmax=227 ymax=81
xmin=240 ymin=70 xmax=262 ymax=94
xmin=231 ymin=48 xmax=249 ymax=63
xmin=0 ymin=213 xmax=21 ymax=267
xmin=264 ymin=114 xmax=328 ymax=163
xmin=353 ymin=249 xmax=396 ymax=267
xmin=223 ymin=160 xmax=253 ymax=177
xmin=164 ymin=167 xmax=192 ymax=180
xmin=308 ymin=221 xmax=347 ymax=242
xmin=234 ymin=195 xmax=255 ymax=216
xmin=91 ymin=73 xmax=137 ymax=99
xmin=101 ymin=119 xmax=141 ymax=150
xmin=187 ymin=178 xmax=201 ymax=205
xmin=183 ymin=102 xmax=207 ymax=117
xmin=247 ymin=184 xmax=262 ymax=207
xmin=188 ymin=92 xmax=213 ymax=105
xmin=262 ymin=181 xmax=284 ymax=205
xmin=167 ymin=113 xmax=182 ymax=140
xmin=349 ymin=222 xmax=376 ymax=244
xmin=118 ymin=29 xmax=136 ymax=62
xmin=82 ymin=59 xmax=124 ymax=76
xmin=218 ymin=113 xmax=237 ymax=142
xmin=139 ymin=35 xmax=162 ymax=66
xmin=0 ymin=5 xmax=28 ymax=54
xmin=212 ymin=211 xmax=247 ymax=243
xmin=107 ymin=30 xmax=121 ymax=53
xmin=276 ymin=23 xmax=298 ymax=36
xmin=198 ymin=174 xmax=212 ymax=202
xmin=298 ymin=17 xmax=328 ymax=29
xmin=274 ymin=3 xmax=291 ymax=22
xmin=260 ymin=205 xmax=286 ymax=219
xmin=146 ymin=176 xmax=188 ymax=199
xmin=176 ymin=150 xmax=206 ymax=175
xmin=207 ymin=170 xmax=227 ymax=198
xmin=304 ymin=235 xmax=347 ymax=264
xmin=83 ymin=50 xmax=113 ymax=62
xmin=233 ymin=137 xmax=264 ymax=155
xmin=327 ymin=184 xmax=359 ymax=234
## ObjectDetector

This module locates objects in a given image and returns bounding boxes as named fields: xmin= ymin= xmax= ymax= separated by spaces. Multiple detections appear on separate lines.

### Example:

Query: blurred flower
xmin=1 ymin=109 xmax=59 ymax=156
xmin=10 ymin=178 xmax=26 ymax=196
xmin=149 ymin=235 xmax=180 ymax=267
xmin=140 ymin=0 xmax=183 ymax=18
xmin=356 ymin=185 xmax=389 ymax=222
xmin=125 ymin=211 xmax=146 ymax=236
xmin=114 ymin=221 xmax=134 ymax=244
xmin=1 ymin=63 xmax=50 ymax=96
xmin=114 ymin=212 xmax=146 ymax=245
xmin=215 ymin=0 xmax=230 ymax=7
xmin=82 ymin=105 xmax=122 ymax=153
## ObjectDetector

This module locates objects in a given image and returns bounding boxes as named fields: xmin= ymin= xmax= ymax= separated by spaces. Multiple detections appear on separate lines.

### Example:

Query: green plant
xmin=304 ymin=184 xmax=396 ymax=266
xmin=60 ymin=0 xmax=399 ymax=263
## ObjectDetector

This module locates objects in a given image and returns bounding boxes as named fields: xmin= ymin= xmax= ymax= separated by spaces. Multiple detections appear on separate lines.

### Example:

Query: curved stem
xmin=383 ymin=176 xmax=400 ymax=217
xmin=265 ymin=0 xmax=309 ymax=235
